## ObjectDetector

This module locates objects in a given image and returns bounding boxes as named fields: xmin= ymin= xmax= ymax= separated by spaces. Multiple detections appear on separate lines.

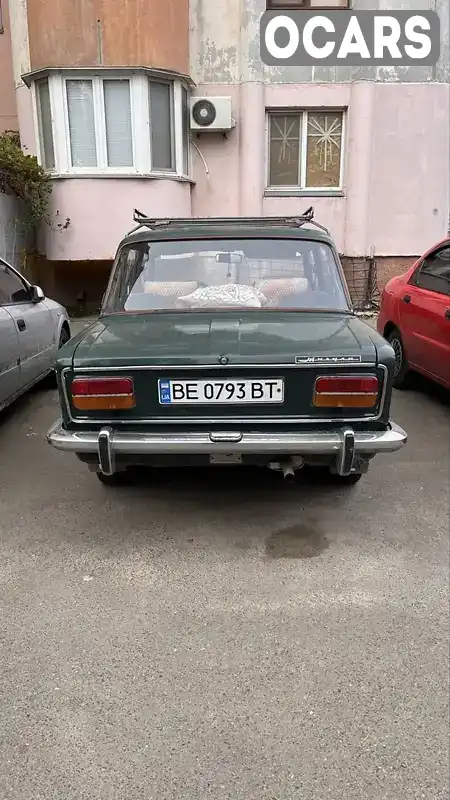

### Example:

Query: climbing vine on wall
xmin=0 ymin=130 xmax=52 ymax=226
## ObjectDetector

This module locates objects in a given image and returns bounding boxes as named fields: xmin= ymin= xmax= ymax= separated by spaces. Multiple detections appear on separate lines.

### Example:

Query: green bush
xmin=0 ymin=130 xmax=52 ymax=225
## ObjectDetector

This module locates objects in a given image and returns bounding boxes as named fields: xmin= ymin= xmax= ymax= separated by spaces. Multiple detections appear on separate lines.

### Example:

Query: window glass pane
xmin=103 ymin=79 xmax=133 ymax=167
xmin=103 ymin=239 xmax=348 ymax=314
xmin=182 ymin=86 xmax=189 ymax=175
xmin=422 ymin=247 xmax=450 ymax=279
xmin=268 ymin=114 xmax=301 ymax=186
xmin=267 ymin=1 xmax=308 ymax=6
xmin=149 ymin=81 xmax=174 ymax=170
xmin=267 ymin=0 xmax=348 ymax=5
xmin=310 ymin=0 xmax=348 ymax=6
xmin=416 ymin=247 xmax=450 ymax=295
xmin=66 ymin=80 xmax=97 ymax=167
xmin=36 ymin=79 xmax=55 ymax=170
xmin=0 ymin=266 xmax=30 ymax=304
xmin=306 ymin=111 xmax=342 ymax=188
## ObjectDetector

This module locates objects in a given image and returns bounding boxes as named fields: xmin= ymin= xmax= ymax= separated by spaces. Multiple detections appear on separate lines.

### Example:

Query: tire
xmin=306 ymin=466 xmax=364 ymax=486
xmin=42 ymin=326 xmax=71 ymax=389
xmin=59 ymin=326 xmax=70 ymax=348
xmin=331 ymin=472 xmax=363 ymax=486
xmin=386 ymin=327 xmax=411 ymax=390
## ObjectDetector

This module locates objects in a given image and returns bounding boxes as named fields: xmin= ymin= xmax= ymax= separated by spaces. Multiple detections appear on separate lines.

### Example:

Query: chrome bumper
xmin=47 ymin=420 xmax=407 ymax=477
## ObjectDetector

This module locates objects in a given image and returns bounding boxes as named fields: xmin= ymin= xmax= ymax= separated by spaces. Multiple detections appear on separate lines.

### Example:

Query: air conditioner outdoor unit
xmin=190 ymin=96 xmax=235 ymax=132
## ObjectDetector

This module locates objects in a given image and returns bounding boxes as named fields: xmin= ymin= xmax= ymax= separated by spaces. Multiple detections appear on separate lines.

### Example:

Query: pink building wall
xmin=35 ymin=80 xmax=449 ymax=262
xmin=3 ymin=0 xmax=449 ymax=268
xmin=0 ymin=0 xmax=18 ymax=132
xmin=41 ymin=179 xmax=192 ymax=261
xmin=191 ymin=81 xmax=449 ymax=258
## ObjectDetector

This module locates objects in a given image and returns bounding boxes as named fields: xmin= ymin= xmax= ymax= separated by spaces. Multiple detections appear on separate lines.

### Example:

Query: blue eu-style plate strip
xmin=158 ymin=380 xmax=172 ymax=405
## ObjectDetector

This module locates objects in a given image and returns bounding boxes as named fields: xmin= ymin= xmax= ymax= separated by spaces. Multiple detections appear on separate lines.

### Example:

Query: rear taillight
xmin=71 ymin=377 xmax=135 ymax=410
xmin=313 ymin=375 xmax=379 ymax=408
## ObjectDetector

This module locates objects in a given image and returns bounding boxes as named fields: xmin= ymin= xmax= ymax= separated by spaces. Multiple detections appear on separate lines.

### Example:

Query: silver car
xmin=0 ymin=257 xmax=71 ymax=413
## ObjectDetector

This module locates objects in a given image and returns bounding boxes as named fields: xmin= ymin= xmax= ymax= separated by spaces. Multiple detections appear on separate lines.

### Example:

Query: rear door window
xmin=412 ymin=245 xmax=450 ymax=296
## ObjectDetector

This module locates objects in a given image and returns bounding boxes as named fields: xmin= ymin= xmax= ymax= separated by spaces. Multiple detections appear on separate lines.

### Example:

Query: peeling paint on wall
xmin=190 ymin=0 xmax=449 ymax=84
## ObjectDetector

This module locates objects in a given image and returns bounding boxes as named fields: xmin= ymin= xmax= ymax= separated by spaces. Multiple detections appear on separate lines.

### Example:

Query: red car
xmin=378 ymin=237 xmax=450 ymax=390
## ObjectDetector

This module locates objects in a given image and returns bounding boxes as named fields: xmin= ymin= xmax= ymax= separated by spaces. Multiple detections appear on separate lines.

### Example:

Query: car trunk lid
xmin=65 ymin=312 xmax=383 ymax=423
xmin=71 ymin=312 xmax=378 ymax=367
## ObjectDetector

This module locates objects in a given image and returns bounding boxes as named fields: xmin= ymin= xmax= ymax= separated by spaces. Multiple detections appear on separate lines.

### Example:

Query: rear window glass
xmin=103 ymin=238 xmax=349 ymax=313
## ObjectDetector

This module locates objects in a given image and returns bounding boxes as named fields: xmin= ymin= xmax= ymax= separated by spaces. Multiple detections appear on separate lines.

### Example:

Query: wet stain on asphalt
xmin=265 ymin=522 xmax=330 ymax=559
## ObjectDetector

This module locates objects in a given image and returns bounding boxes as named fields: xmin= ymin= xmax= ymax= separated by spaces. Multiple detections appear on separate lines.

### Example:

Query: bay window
xmin=32 ymin=70 xmax=190 ymax=177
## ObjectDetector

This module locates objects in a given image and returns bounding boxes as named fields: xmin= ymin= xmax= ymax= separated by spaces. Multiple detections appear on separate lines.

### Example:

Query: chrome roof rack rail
xmin=126 ymin=206 xmax=330 ymax=236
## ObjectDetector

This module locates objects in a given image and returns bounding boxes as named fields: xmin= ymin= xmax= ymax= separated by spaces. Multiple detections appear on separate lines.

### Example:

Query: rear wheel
xmin=306 ymin=466 xmax=364 ymax=486
xmin=59 ymin=326 xmax=70 ymax=348
xmin=40 ymin=325 xmax=71 ymax=390
xmin=386 ymin=327 xmax=411 ymax=389
xmin=330 ymin=472 xmax=363 ymax=486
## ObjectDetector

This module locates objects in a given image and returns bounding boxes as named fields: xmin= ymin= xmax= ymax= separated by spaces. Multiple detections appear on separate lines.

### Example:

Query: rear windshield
xmin=102 ymin=238 xmax=349 ymax=313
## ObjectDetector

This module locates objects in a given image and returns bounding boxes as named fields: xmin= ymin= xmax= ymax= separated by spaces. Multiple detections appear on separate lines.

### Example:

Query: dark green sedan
xmin=47 ymin=210 xmax=407 ymax=486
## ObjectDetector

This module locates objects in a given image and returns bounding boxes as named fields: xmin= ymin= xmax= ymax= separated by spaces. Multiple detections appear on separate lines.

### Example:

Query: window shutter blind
xmin=103 ymin=80 xmax=133 ymax=167
xmin=66 ymin=80 xmax=97 ymax=167
xmin=149 ymin=81 xmax=174 ymax=170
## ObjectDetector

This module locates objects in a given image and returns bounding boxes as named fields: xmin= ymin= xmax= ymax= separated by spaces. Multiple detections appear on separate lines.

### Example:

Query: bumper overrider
xmin=47 ymin=420 xmax=407 ymax=477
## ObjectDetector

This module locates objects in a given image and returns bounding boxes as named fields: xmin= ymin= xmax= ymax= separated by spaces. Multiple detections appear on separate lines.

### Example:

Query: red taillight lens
xmin=72 ymin=378 xmax=134 ymax=396
xmin=313 ymin=375 xmax=379 ymax=408
xmin=315 ymin=377 xmax=379 ymax=394
xmin=71 ymin=377 xmax=135 ymax=410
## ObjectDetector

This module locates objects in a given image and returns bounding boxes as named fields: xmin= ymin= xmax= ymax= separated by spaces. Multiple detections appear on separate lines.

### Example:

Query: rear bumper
xmin=47 ymin=420 xmax=407 ymax=477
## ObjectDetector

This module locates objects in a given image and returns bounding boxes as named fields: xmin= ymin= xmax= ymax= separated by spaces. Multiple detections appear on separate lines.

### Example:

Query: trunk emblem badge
xmin=295 ymin=355 xmax=362 ymax=364
xmin=218 ymin=356 xmax=229 ymax=365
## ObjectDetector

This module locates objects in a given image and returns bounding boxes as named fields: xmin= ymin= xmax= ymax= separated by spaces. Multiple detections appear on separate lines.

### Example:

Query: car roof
xmin=119 ymin=224 xmax=334 ymax=249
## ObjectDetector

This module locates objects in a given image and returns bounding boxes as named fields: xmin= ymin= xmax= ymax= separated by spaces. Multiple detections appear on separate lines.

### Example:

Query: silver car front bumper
xmin=47 ymin=420 xmax=407 ymax=477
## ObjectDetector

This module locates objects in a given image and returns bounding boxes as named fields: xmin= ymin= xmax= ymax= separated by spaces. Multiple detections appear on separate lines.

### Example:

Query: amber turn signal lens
xmin=313 ymin=393 xmax=378 ymax=408
xmin=72 ymin=395 xmax=135 ymax=410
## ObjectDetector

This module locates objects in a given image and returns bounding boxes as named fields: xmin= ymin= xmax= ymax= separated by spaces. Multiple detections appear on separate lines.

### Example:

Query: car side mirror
xmin=30 ymin=284 xmax=45 ymax=303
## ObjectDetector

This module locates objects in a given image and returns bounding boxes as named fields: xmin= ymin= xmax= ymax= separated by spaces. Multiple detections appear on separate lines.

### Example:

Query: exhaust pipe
xmin=282 ymin=462 xmax=296 ymax=483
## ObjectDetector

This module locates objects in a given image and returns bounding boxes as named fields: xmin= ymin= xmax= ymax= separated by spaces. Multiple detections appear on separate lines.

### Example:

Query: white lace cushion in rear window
xmin=144 ymin=281 xmax=198 ymax=297
xmin=176 ymin=284 xmax=268 ymax=308
xmin=257 ymin=278 xmax=309 ymax=296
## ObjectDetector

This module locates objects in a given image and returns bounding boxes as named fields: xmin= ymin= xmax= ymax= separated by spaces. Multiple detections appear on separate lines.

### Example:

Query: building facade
xmin=2 ymin=0 xmax=450 ymax=308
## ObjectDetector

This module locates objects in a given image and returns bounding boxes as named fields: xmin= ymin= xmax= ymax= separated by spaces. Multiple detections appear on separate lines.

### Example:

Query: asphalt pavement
xmin=0 ymin=374 xmax=448 ymax=800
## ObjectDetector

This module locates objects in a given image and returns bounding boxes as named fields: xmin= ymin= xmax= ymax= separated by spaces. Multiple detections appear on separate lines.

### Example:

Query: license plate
xmin=158 ymin=378 xmax=284 ymax=405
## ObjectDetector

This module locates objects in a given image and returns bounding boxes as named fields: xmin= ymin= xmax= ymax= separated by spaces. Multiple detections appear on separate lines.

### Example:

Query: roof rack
xmin=127 ymin=207 xmax=330 ymax=236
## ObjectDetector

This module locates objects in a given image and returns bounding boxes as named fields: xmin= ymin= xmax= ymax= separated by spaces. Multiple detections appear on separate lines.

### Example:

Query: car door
xmin=398 ymin=244 xmax=450 ymax=386
xmin=0 ymin=262 xmax=55 ymax=387
xmin=0 ymin=305 xmax=21 ymax=408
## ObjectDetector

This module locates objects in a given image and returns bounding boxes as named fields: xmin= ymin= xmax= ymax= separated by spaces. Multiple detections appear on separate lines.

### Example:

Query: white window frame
xmin=31 ymin=70 xmax=191 ymax=179
xmin=266 ymin=108 xmax=346 ymax=192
